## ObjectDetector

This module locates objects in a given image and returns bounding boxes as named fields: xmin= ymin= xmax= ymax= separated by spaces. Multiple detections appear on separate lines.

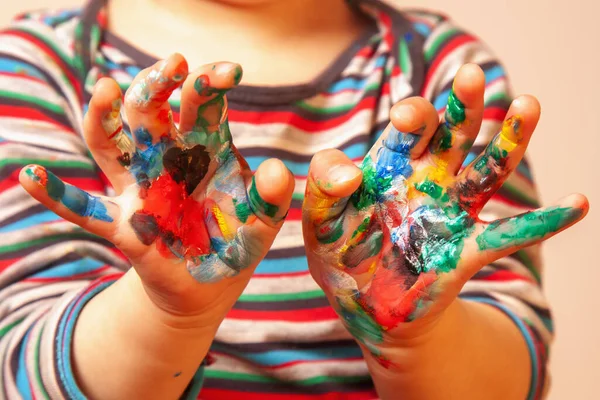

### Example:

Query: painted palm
xmin=21 ymin=55 xmax=291 ymax=306
xmin=303 ymin=69 xmax=586 ymax=363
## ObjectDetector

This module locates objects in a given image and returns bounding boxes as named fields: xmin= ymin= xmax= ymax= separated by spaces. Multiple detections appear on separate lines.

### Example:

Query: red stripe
xmin=422 ymin=35 xmax=476 ymax=95
xmin=199 ymin=388 xmax=377 ymax=400
xmin=482 ymin=106 xmax=507 ymax=121
xmin=0 ymin=105 xmax=73 ymax=132
xmin=0 ymin=71 xmax=46 ymax=84
xmin=227 ymin=97 xmax=377 ymax=133
xmin=479 ymin=270 xmax=534 ymax=283
xmin=107 ymin=125 xmax=122 ymax=139
xmin=253 ymin=270 xmax=311 ymax=279
xmin=24 ymin=265 xmax=113 ymax=283
xmin=226 ymin=306 xmax=338 ymax=322
xmin=3 ymin=30 xmax=82 ymax=100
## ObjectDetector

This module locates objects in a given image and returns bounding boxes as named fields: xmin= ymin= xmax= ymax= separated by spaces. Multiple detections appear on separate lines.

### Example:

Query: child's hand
xmin=19 ymin=53 xmax=294 ymax=325
xmin=302 ymin=64 xmax=588 ymax=364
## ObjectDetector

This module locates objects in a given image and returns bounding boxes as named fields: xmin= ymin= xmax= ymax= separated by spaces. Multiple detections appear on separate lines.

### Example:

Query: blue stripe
xmin=462 ymin=297 xmax=539 ymax=400
xmin=16 ymin=327 xmax=33 ymax=400
xmin=0 ymin=211 xmax=61 ymax=233
xmin=484 ymin=65 xmax=505 ymax=84
xmin=255 ymin=256 xmax=308 ymax=274
xmin=31 ymin=258 xmax=105 ymax=279
xmin=326 ymin=56 xmax=386 ymax=94
xmin=0 ymin=58 xmax=46 ymax=80
xmin=413 ymin=22 xmax=431 ymax=36
xmin=211 ymin=343 xmax=363 ymax=367
xmin=245 ymin=142 xmax=369 ymax=175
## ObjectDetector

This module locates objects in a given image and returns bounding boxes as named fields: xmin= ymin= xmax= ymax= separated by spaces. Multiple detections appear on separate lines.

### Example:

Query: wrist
xmin=72 ymin=269 xmax=217 ymax=399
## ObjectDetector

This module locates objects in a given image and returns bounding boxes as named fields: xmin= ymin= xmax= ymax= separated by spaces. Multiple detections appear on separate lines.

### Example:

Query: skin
xmin=19 ymin=1 xmax=589 ymax=399
xmin=21 ymin=54 xmax=295 ymax=399
xmin=303 ymin=64 xmax=589 ymax=398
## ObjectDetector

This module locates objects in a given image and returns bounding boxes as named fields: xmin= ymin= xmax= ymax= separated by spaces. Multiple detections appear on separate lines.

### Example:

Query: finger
xmin=452 ymin=95 xmax=541 ymax=213
xmin=473 ymin=193 xmax=589 ymax=266
xmin=186 ymin=158 xmax=294 ymax=283
xmin=303 ymin=149 xmax=363 ymax=227
xmin=84 ymin=77 xmax=135 ymax=194
xmin=124 ymin=53 xmax=188 ymax=146
xmin=178 ymin=62 xmax=242 ymax=142
xmin=369 ymin=97 xmax=439 ymax=162
xmin=19 ymin=165 xmax=120 ymax=239
xmin=427 ymin=64 xmax=486 ymax=174
xmin=248 ymin=158 xmax=295 ymax=227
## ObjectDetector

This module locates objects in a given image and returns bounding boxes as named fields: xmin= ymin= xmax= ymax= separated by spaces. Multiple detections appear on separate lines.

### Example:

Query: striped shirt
xmin=0 ymin=0 xmax=552 ymax=399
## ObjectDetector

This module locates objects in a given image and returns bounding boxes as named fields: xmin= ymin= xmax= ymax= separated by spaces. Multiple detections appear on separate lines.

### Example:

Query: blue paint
xmin=383 ymin=127 xmax=420 ymax=154
xmin=61 ymin=185 xmax=113 ymax=222
xmin=129 ymin=136 xmax=174 ymax=181
xmin=134 ymin=127 xmax=153 ymax=147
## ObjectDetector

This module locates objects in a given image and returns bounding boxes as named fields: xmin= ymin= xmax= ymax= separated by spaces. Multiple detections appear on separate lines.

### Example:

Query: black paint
xmin=130 ymin=212 xmax=159 ymax=245
xmin=162 ymin=144 xmax=211 ymax=195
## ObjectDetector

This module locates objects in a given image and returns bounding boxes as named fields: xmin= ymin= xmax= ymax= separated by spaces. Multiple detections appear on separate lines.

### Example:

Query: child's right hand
xmin=19 ymin=53 xmax=294 ymax=327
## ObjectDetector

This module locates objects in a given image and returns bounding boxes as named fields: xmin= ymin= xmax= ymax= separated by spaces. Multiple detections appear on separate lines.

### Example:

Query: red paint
xmin=359 ymin=269 xmax=437 ymax=330
xmin=140 ymin=172 xmax=211 ymax=258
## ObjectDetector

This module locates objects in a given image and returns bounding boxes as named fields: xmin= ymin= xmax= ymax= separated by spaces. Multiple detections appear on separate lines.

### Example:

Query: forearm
xmin=72 ymin=269 xmax=216 ymax=400
xmin=363 ymin=299 xmax=530 ymax=400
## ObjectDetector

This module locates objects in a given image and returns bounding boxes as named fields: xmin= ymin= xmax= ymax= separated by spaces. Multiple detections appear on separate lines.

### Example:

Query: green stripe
xmin=0 ymin=158 xmax=95 ymax=171
xmin=18 ymin=27 xmax=77 ymax=77
xmin=0 ymin=318 xmax=24 ymax=338
xmin=295 ymin=83 xmax=381 ymax=115
xmin=0 ymin=90 xmax=66 ymax=116
xmin=292 ymin=192 xmax=305 ymax=202
xmin=34 ymin=327 xmax=51 ymax=400
xmin=514 ymin=249 xmax=541 ymax=283
xmin=0 ymin=231 xmax=98 ymax=254
xmin=238 ymin=289 xmax=324 ymax=302
xmin=500 ymin=182 xmax=540 ymax=208
xmin=425 ymin=28 xmax=458 ymax=62
xmin=485 ymin=91 xmax=511 ymax=106
xmin=205 ymin=370 xmax=369 ymax=386
xmin=398 ymin=38 xmax=411 ymax=73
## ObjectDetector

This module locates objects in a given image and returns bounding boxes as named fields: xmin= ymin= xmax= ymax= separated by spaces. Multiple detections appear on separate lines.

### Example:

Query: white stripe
xmin=210 ymin=352 xmax=369 ymax=381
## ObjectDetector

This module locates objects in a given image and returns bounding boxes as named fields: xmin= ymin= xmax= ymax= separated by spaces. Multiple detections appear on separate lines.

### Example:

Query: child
xmin=0 ymin=0 xmax=589 ymax=399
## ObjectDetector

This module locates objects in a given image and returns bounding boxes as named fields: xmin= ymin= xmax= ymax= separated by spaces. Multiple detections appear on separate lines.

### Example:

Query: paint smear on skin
xmin=248 ymin=176 xmax=280 ymax=220
xmin=25 ymin=166 xmax=113 ymax=222
xmin=101 ymin=98 xmax=135 ymax=155
xmin=476 ymin=206 xmax=582 ymax=251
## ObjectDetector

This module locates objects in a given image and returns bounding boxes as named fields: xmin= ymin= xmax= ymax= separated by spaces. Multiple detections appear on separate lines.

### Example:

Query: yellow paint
xmin=213 ymin=205 xmax=234 ymax=241
xmin=407 ymin=158 xmax=449 ymax=199
xmin=306 ymin=178 xmax=337 ymax=224
xmin=497 ymin=116 xmax=523 ymax=153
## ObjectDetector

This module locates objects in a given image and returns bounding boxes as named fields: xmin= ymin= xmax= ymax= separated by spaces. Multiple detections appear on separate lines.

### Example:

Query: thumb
xmin=248 ymin=158 xmax=295 ymax=227
xmin=303 ymin=149 xmax=363 ymax=227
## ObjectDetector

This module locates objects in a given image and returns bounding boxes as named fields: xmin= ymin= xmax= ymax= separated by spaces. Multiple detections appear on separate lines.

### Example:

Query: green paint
xmin=45 ymin=169 xmax=66 ymax=201
xmin=194 ymin=95 xmax=226 ymax=131
xmin=316 ymin=216 xmax=345 ymax=244
xmin=233 ymin=65 xmax=243 ymax=85
xmin=352 ymin=217 xmax=371 ymax=239
xmin=338 ymin=299 xmax=383 ymax=345
xmin=414 ymin=178 xmax=444 ymax=199
xmin=476 ymin=206 xmax=582 ymax=251
xmin=350 ymin=156 xmax=391 ymax=210
xmin=474 ymin=141 xmax=508 ymax=173
xmin=233 ymin=198 xmax=251 ymax=223
xmin=445 ymin=89 xmax=466 ymax=125
xmin=248 ymin=176 xmax=279 ymax=219
xmin=430 ymin=125 xmax=453 ymax=154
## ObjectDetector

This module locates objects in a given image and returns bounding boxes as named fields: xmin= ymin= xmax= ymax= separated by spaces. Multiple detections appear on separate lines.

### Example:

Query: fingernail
xmin=327 ymin=164 xmax=361 ymax=185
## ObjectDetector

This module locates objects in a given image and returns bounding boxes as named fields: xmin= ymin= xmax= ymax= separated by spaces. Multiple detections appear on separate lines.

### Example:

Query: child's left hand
xmin=302 ymin=64 xmax=589 ymax=365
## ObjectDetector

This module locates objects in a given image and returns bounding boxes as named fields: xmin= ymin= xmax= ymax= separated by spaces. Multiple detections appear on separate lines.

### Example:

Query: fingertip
xmin=254 ymin=158 xmax=294 ymax=205
xmin=452 ymin=63 xmax=485 ymax=106
xmin=310 ymin=149 xmax=362 ymax=198
xmin=389 ymin=97 xmax=437 ymax=134
xmin=90 ymin=77 xmax=122 ymax=109
xmin=506 ymin=95 xmax=541 ymax=133
xmin=563 ymin=193 xmax=590 ymax=220
xmin=164 ymin=52 xmax=189 ymax=82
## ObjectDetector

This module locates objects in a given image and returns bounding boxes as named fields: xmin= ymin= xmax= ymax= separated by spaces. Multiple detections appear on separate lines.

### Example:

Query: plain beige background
xmin=1 ymin=0 xmax=598 ymax=398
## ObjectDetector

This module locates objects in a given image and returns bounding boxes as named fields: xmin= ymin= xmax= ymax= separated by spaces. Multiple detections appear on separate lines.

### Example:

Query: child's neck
xmin=107 ymin=0 xmax=372 ymax=86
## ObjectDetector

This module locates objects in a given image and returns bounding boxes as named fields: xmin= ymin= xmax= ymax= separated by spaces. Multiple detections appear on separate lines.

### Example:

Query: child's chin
xmin=208 ymin=0 xmax=277 ymax=6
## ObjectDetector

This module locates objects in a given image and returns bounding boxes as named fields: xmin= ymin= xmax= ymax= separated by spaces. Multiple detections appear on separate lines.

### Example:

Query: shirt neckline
xmin=82 ymin=0 xmax=381 ymax=105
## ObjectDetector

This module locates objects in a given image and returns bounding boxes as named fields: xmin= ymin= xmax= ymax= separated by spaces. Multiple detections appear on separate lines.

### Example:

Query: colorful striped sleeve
xmin=407 ymin=10 xmax=552 ymax=399
xmin=0 ymin=12 xmax=129 ymax=399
